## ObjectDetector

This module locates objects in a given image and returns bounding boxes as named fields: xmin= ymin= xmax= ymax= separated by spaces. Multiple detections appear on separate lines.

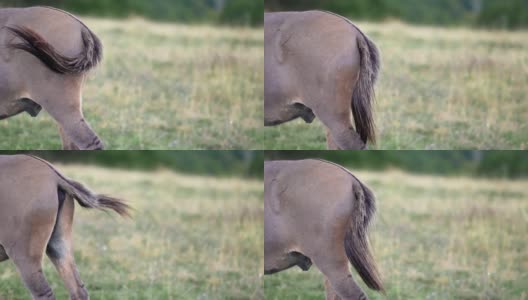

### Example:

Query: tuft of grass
xmin=0 ymin=164 xmax=263 ymax=299
xmin=0 ymin=18 xmax=263 ymax=150
xmin=263 ymin=21 xmax=528 ymax=149
xmin=265 ymin=169 xmax=528 ymax=299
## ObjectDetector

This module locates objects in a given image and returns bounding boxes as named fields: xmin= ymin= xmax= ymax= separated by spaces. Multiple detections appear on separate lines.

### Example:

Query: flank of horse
xmin=264 ymin=159 xmax=384 ymax=299
xmin=0 ymin=6 xmax=103 ymax=149
xmin=0 ymin=155 xmax=130 ymax=300
xmin=264 ymin=11 xmax=380 ymax=150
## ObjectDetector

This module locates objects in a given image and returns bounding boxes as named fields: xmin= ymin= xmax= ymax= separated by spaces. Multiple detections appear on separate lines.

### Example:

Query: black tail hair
xmin=6 ymin=25 xmax=102 ymax=74
xmin=344 ymin=180 xmax=384 ymax=292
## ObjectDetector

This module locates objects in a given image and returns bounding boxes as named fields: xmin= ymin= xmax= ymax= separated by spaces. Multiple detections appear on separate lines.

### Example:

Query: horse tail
xmin=26 ymin=155 xmax=130 ymax=217
xmin=5 ymin=23 xmax=102 ymax=74
xmin=351 ymin=29 xmax=380 ymax=144
xmin=344 ymin=178 xmax=384 ymax=292
xmin=57 ymin=176 xmax=131 ymax=217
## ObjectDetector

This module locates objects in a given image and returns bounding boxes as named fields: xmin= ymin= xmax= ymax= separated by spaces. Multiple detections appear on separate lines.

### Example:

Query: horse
xmin=0 ymin=6 xmax=104 ymax=149
xmin=264 ymin=159 xmax=384 ymax=299
xmin=0 ymin=155 xmax=130 ymax=299
xmin=264 ymin=11 xmax=380 ymax=150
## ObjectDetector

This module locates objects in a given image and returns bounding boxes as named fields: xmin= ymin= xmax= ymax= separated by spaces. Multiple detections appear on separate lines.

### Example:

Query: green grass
xmin=0 ymin=18 xmax=263 ymax=150
xmin=0 ymin=164 xmax=263 ymax=299
xmin=263 ymin=22 xmax=528 ymax=149
xmin=265 ymin=169 xmax=528 ymax=299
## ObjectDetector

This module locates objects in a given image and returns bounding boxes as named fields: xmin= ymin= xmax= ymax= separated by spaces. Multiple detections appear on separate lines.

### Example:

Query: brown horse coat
xmin=0 ymin=155 xmax=130 ymax=299
xmin=264 ymin=11 xmax=380 ymax=149
xmin=0 ymin=6 xmax=103 ymax=149
xmin=264 ymin=159 xmax=383 ymax=299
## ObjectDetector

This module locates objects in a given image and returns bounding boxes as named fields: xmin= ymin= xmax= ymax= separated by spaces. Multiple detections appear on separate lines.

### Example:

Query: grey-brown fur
xmin=265 ymin=159 xmax=383 ymax=299
xmin=264 ymin=11 xmax=380 ymax=149
xmin=0 ymin=155 xmax=130 ymax=300
xmin=0 ymin=6 xmax=104 ymax=149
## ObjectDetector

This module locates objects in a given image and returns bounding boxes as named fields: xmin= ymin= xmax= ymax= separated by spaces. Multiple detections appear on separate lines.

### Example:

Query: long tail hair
xmin=5 ymin=23 xmax=102 ymax=74
xmin=344 ymin=179 xmax=384 ymax=292
xmin=352 ymin=31 xmax=380 ymax=144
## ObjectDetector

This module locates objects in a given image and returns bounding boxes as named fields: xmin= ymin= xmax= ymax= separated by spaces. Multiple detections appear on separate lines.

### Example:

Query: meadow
xmin=264 ymin=169 xmax=528 ymax=299
xmin=0 ymin=18 xmax=263 ymax=150
xmin=263 ymin=22 xmax=528 ymax=149
xmin=0 ymin=164 xmax=263 ymax=299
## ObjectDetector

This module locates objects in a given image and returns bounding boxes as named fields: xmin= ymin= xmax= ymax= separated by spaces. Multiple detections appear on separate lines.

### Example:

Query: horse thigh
xmin=47 ymin=196 xmax=88 ymax=300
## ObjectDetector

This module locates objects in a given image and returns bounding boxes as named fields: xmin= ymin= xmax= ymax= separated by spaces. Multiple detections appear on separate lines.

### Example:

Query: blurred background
xmin=1 ymin=0 xmax=263 ymax=26
xmin=265 ymin=151 xmax=528 ymax=179
xmin=0 ymin=151 xmax=263 ymax=177
xmin=265 ymin=0 xmax=528 ymax=29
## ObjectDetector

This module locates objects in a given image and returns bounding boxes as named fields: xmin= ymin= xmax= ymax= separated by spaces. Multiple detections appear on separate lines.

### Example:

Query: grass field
xmin=263 ymin=22 xmax=528 ymax=150
xmin=265 ymin=169 xmax=528 ymax=299
xmin=0 ymin=164 xmax=263 ymax=299
xmin=0 ymin=18 xmax=263 ymax=150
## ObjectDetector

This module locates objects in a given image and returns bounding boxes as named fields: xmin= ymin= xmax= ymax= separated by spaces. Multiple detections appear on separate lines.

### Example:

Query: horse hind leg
xmin=0 ymin=98 xmax=42 ymax=120
xmin=306 ymin=234 xmax=368 ymax=299
xmin=315 ymin=68 xmax=366 ymax=150
xmin=264 ymin=251 xmax=313 ymax=275
xmin=317 ymin=107 xmax=366 ymax=150
xmin=50 ymin=108 xmax=104 ymax=150
xmin=325 ymin=277 xmax=340 ymax=300
xmin=19 ymin=98 xmax=43 ymax=117
xmin=326 ymin=129 xmax=340 ymax=150
xmin=318 ymin=111 xmax=365 ymax=150
xmin=58 ymin=126 xmax=80 ymax=150
xmin=0 ymin=245 xmax=8 ymax=262
xmin=6 ymin=215 xmax=56 ymax=299
xmin=317 ymin=257 xmax=368 ymax=300
xmin=41 ymin=94 xmax=104 ymax=150
xmin=292 ymin=103 xmax=316 ymax=123
xmin=288 ymin=251 xmax=312 ymax=271
xmin=46 ymin=192 xmax=89 ymax=300
xmin=11 ymin=255 xmax=55 ymax=300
